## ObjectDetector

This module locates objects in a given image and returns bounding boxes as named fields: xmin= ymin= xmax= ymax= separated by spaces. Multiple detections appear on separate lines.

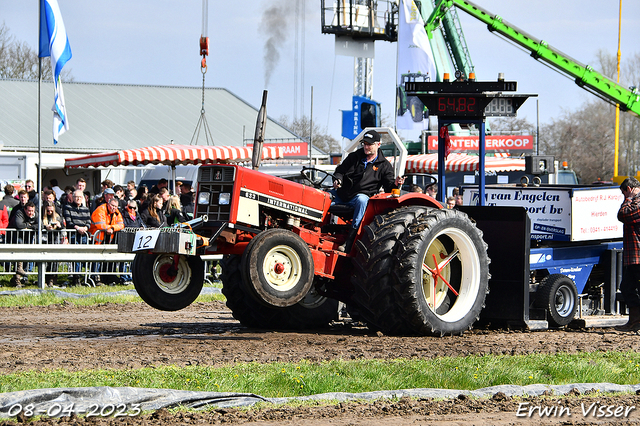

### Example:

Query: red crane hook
xmin=199 ymin=36 xmax=209 ymax=70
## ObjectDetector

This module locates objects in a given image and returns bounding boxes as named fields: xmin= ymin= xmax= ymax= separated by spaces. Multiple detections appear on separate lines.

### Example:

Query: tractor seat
xmin=328 ymin=204 xmax=354 ymax=220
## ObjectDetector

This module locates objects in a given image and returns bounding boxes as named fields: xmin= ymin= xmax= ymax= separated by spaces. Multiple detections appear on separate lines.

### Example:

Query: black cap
xmin=362 ymin=130 xmax=381 ymax=145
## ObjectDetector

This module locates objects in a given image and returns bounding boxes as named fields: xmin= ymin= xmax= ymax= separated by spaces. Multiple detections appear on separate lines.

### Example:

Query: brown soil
xmin=1 ymin=301 xmax=640 ymax=425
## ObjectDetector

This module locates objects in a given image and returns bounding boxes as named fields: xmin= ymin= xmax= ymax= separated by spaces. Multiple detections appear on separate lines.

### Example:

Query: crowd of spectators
xmin=0 ymin=177 xmax=195 ymax=288
xmin=407 ymin=183 xmax=464 ymax=209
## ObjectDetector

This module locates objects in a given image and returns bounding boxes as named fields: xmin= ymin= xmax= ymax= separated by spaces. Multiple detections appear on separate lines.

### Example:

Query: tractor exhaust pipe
xmin=173 ymin=215 xmax=208 ymax=230
xmin=252 ymin=90 xmax=268 ymax=170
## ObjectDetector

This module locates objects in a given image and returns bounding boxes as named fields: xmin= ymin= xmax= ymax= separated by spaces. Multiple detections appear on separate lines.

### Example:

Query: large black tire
xmin=392 ymin=209 xmax=490 ymax=336
xmin=534 ymin=274 xmax=578 ymax=327
xmin=132 ymin=253 xmax=204 ymax=311
xmin=240 ymin=228 xmax=315 ymax=307
xmin=393 ymin=209 xmax=489 ymax=336
xmin=221 ymin=255 xmax=339 ymax=330
xmin=350 ymin=206 xmax=431 ymax=333
xmin=408 ymin=97 xmax=425 ymax=122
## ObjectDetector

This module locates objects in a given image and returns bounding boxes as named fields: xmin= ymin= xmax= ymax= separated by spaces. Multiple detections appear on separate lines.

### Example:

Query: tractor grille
xmin=196 ymin=166 xmax=236 ymax=221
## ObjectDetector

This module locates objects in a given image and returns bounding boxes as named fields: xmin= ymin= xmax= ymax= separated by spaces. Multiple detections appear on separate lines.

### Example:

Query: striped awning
xmin=405 ymin=153 xmax=525 ymax=173
xmin=64 ymin=144 xmax=284 ymax=168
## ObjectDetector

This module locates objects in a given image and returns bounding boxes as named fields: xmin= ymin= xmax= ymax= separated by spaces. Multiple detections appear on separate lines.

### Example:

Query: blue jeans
xmin=329 ymin=190 xmax=369 ymax=229
xmin=69 ymin=233 xmax=88 ymax=274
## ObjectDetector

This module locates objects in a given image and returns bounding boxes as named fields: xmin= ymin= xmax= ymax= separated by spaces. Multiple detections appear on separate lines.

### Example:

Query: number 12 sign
xmin=132 ymin=230 xmax=160 ymax=251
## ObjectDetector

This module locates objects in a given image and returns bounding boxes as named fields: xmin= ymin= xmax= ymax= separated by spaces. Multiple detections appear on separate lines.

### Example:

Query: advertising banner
xmin=570 ymin=187 xmax=624 ymax=241
xmin=257 ymin=143 xmax=309 ymax=159
xmin=463 ymin=186 xmax=623 ymax=241
xmin=428 ymin=135 xmax=534 ymax=152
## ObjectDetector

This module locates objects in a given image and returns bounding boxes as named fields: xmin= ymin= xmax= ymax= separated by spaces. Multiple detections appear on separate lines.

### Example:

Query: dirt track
xmin=1 ymin=301 xmax=640 ymax=425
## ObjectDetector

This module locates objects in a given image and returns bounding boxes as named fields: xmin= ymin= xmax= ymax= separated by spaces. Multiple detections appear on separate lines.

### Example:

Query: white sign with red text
xmin=248 ymin=143 xmax=309 ymax=158
xmin=428 ymin=135 xmax=534 ymax=152
xmin=571 ymin=187 xmax=624 ymax=241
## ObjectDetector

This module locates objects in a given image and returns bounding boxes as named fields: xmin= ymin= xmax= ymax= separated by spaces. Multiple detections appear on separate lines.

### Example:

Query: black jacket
xmin=334 ymin=148 xmax=397 ymax=201
xmin=140 ymin=208 xmax=168 ymax=228
xmin=11 ymin=209 xmax=38 ymax=231
xmin=167 ymin=208 xmax=187 ymax=225
xmin=123 ymin=212 xmax=145 ymax=228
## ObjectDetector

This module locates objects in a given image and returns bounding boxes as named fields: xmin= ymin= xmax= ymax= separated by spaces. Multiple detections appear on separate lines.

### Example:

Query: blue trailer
xmin=460 ymin=184 xmax=625 ymax=329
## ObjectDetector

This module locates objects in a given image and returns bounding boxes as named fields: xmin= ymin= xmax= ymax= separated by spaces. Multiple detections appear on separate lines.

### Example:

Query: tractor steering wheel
xmin=300 ymin=167 xmax=339 ymax=190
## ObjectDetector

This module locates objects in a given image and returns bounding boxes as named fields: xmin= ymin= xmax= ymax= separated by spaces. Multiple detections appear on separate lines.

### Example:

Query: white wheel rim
xmin=262 ymin=244 xmax=302 ymax=292
xmin=422 ymin=238 xmax=451 ymax=310
xmin=153 ymin=255 xmax=192 ymax=294
xmin=420 ymin=227 xmax=481 ymax=323
xmin=555 ymin=285 xmax=575 ymax=317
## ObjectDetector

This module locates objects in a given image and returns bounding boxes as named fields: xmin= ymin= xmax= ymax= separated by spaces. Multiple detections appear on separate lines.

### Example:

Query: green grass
xmin=2 ymin=352 xmax=640 ymax=397
xmin=0 ymin=282 xmax=225 ymax=306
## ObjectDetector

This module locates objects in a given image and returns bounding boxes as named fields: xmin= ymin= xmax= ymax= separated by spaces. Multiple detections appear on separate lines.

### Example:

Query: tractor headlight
xmin=218 ymin=192 xmax=231 ymax=205
xmin=197 ymin=192 xmax=210 ymax=205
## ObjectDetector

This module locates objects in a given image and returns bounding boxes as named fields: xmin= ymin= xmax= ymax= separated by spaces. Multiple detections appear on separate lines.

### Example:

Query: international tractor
xmin=119 ymin=127 xmax=490 ymax=336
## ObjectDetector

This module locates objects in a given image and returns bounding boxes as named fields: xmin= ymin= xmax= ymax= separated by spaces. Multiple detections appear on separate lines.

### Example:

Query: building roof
xmin=1 ymin=79 xmax=304 ymax=153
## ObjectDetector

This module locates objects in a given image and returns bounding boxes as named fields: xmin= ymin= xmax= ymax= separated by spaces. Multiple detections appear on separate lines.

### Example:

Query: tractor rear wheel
xmin=393 ymin=209 xmax=490 ymax=336
xmin=132 ymin=253 xmax=204 ymax=311
xmin=349 ymin=206 xmax=431 ymax=333
xmin=221 ymin=255 xmax=339 ymax=330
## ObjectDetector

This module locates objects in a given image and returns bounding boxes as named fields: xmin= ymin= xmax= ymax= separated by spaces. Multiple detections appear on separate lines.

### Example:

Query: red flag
xmin=440 ymin=126 xmax=451 ymax=159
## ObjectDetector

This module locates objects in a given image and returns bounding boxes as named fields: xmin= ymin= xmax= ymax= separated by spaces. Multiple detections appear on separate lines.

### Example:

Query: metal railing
xmin=0 ymin=229 xmax=220 ymax=288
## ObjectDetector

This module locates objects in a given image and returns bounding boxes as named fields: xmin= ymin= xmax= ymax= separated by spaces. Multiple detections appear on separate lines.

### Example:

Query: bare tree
xmin=593 ymin=49 xmax=640 ymax=178
xmin=617 ymin=52 xmax=640 ymax=177
xmin=539 ymin=101 xmax=617 ymax=184
xmin=278 ymin=115 xmax=340 ymax=154
xmin=537 ymin=50 xmax=640 ymax=182
xmin=487 ymin=116 xmax=535 ymax=135
xmin=0 ymin=22 xmax=73 ymax=81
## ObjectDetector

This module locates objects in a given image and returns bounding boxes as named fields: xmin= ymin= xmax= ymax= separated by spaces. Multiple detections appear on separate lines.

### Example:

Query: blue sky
xmin=3 ymin=0 xmax=639 ymax=143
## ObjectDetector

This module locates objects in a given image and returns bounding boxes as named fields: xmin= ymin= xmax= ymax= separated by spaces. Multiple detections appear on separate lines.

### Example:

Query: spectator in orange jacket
xmin=90 ymin=198 xmax=124 ymax=244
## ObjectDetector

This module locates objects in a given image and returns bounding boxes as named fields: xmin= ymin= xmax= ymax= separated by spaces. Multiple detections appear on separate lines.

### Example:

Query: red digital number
xmin=458 ymin=97 xmax=466 ymax=112
xmin=468 ymin=97 xmax=476 ymax=112
xmin=447 ymin=97 xmax=456 ymax=112
xmin=438 ymin=96 xmax=478 ymax=114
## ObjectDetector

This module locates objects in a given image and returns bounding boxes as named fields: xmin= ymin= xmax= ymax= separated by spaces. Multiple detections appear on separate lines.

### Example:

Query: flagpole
xmin=37 ymin=57 xmax=43 ymax=246
xmin=37 ymin=4 xmax=44 ymax=290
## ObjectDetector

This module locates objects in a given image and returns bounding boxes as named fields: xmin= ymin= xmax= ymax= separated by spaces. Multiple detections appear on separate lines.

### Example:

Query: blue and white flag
xmin=396 ymin=0 xmax=436 ymax=131
xmin=39 ymin=0 xmax=72 ymax=144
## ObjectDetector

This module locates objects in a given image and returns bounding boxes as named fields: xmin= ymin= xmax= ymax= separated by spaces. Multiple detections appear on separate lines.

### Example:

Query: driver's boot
xmin=338 ymin=228 xmax=358 ymax=253
xmin=615 ymin=306 xmax=640 ymax=332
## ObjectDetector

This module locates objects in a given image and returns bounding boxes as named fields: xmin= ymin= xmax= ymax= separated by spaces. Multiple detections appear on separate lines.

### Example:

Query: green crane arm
xmin=425 ymin=0 xmax=640 ymax=117
xmin=438 ymin=6 xmax=474 ymax=78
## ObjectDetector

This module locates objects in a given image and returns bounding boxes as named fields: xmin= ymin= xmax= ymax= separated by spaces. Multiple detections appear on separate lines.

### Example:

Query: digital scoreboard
xmin=405 ymin=80 xmax=533 ymax=119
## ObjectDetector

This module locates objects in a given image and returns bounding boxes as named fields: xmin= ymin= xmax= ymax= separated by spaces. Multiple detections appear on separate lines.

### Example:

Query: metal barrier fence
xmin=0 ymin=228 xmax=220 ymax=288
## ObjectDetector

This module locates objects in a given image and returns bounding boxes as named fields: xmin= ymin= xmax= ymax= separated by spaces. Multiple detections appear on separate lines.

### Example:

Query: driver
xmin=331 ymin=130 xmax=404 ymax=252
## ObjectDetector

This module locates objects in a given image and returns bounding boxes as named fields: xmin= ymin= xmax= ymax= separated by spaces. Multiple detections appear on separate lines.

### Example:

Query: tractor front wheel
xmin=241 ymin=229 xmax=314 ymax=307
xmin=132 ymin=253 xmax=204 ymax=311
xmin=221 ymin=255 xmax=339 ymax=330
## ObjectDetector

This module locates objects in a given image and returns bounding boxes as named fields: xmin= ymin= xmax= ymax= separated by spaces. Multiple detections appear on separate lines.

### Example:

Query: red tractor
xmin=120 ymin=128 xmax=490 ymax=336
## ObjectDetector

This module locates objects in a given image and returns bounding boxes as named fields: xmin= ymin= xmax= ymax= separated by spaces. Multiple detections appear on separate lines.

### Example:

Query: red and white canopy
xmin=405 ymin=153 xmax=525 ymax=174
xmin=65 ymin=144 xmax=284 ymax=169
